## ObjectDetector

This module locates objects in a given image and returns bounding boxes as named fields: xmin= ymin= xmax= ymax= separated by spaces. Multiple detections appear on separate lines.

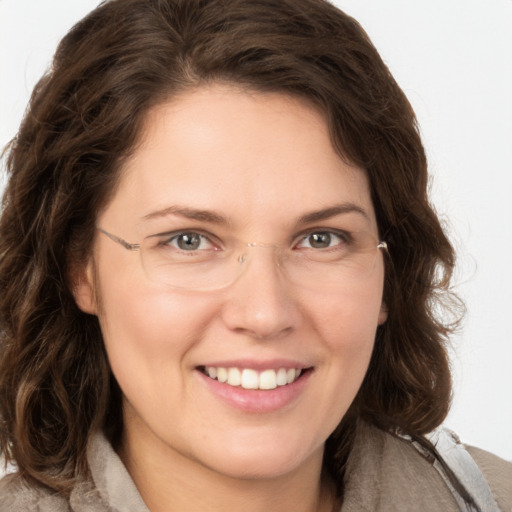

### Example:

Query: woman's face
xmin=76 ymin=85 xmax=387 ymax=482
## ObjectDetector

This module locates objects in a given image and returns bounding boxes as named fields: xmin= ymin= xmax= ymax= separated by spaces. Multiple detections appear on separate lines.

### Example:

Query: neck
xmin=119 ymin=425 xmax=337 ymax=512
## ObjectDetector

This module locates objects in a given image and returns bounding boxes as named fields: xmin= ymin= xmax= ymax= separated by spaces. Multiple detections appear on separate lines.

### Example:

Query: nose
xmin=220 ymin=245 xmax=301 ymax=340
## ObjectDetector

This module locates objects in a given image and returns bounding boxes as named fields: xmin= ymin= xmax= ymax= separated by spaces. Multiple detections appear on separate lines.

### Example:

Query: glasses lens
xmin=140 ymin=231 xmax=385 ymax=291
xmin=283 ymin=231 xmax=384 ymax=290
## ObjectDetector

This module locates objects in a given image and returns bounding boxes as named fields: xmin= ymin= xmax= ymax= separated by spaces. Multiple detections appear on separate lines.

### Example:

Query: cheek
xmin=291 ymin=286 xmax=383 ymax=441
xmin=308 ymin=282 xmax=384 ymax=391
xmin=312 ymin=282 xmax=384 ymax=347
xmin=94 ymin=257 xmax=216 ymax=392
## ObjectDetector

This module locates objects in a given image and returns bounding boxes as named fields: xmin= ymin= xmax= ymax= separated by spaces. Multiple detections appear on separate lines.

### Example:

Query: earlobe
xmin=71 ymin=261 xmax=97 ymax=315
xmin=378 ymin=302 xmax=388 ymax=325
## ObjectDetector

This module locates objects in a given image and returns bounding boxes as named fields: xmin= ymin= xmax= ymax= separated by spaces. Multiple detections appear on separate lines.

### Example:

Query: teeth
xmin=217 ymin=367 xmax=228 ymax=383
xmin=259 ymin=369 xmax=277 ymax=390
xmin=276 ymin=368 xmax=288 ymax=386
xmin=241 ymin=369 xmax=259 ymax=389
xmin=227 ymin=368 xmax=241 ymax=386
xmin=204 ymin=366 xmax=303 ymax=390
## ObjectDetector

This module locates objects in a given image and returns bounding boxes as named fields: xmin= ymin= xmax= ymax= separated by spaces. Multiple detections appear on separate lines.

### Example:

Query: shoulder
xmin=343 ymin=422 xmax=460 ymax=511
xmin=0 ymin=473 xmax=70 ymax=512
xmin=0 ymin=470 xmax=109 ymax=512
xmin=424 ymin=427 xmax=512 ymax=511
xmin=343 ymin=422 xmax=512 ymax=511
xmin=466 ymin=444 xmax=512 ymax=510
xmin=0 ymin=432 xmax=146 ymax=512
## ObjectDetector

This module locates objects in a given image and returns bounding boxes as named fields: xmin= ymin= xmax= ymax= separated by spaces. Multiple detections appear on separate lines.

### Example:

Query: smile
xmin=202 ymin=366 xmax=303 ymax=390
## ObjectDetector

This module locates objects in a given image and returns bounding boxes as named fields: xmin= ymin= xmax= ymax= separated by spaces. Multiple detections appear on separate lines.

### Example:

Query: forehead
xmin=99 ymin=85 xmax=376 ymax=233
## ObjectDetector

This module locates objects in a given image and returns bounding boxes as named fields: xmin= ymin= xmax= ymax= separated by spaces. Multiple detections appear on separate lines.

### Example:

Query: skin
xmin=74 ymin=84 xmax=387 ymax=512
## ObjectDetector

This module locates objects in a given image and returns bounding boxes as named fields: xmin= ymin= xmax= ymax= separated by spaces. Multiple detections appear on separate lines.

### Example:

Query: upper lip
xmin=197 ymin=359 xmax=311 ymax=371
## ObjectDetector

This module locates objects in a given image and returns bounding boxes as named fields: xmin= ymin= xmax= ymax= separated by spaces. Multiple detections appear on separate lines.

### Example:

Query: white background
xmin=1 ymin=0 xmax=511 ymax=464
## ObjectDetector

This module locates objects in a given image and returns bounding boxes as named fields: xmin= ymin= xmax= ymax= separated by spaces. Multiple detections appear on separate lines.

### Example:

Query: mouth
xmin=198 ymin=366 xmax=309 ymax=391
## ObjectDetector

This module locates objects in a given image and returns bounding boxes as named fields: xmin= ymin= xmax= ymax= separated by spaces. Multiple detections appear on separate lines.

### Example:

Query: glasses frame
xmin=97 ymin=227 xmax=388 ymax=290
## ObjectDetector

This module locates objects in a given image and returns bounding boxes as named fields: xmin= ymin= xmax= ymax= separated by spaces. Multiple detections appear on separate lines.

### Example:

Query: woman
xmin=0 ymin=0 xmax=510 ymax=510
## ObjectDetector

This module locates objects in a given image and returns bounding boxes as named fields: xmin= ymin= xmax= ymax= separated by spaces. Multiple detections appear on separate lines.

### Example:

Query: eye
xmin=161 ymin=232 xmax=217 ymax=252
xmin=295 ymin=231 xmax=348 ymax=250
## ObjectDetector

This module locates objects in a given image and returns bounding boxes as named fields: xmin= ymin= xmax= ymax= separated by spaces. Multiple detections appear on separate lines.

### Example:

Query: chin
xmin=193 ymin=436 xmax=324 ymax=481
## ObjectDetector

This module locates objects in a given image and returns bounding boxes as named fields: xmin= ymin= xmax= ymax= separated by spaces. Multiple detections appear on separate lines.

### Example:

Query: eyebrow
xmin=142 ymin=202 xmax=369 ymax=226
xmin=297 ymin=203 xmax=370 ymax=224
xmin=142 ymin=205 xmax=229 ymax=225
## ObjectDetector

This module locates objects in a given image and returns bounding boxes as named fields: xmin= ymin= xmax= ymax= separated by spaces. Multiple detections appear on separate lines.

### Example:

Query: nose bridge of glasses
xmin=236 ymin=241 xmax=282 ymax=265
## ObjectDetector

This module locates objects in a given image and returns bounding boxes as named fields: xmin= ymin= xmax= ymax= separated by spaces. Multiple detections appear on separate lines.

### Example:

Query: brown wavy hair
xmin=0 ymin=0 xmax=460 ymax=497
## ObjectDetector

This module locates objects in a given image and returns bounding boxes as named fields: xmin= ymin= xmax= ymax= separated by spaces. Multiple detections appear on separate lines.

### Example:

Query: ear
xmin=378 ymin=301 xmax=388 ymax=325
xmin=70 ymin=260 xmax=97 ymax=315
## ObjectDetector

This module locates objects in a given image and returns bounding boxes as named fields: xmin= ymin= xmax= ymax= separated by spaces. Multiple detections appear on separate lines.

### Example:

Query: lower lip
xmin=196 ymin=369 xmax=312 ymax=413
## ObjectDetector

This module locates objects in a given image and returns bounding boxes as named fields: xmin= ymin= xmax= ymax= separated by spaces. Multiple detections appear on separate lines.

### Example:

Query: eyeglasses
xmin=97 ymin=227 xmax=387 ymax=292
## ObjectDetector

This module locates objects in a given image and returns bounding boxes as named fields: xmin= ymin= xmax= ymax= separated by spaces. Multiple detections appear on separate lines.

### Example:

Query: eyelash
xmin=152 ymin=228 xmax=353 ymax=252
xmin=155 ymin=231 xmax=220 ymax=251
xmin=295 ymin=229 xmax=352 ymax=250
